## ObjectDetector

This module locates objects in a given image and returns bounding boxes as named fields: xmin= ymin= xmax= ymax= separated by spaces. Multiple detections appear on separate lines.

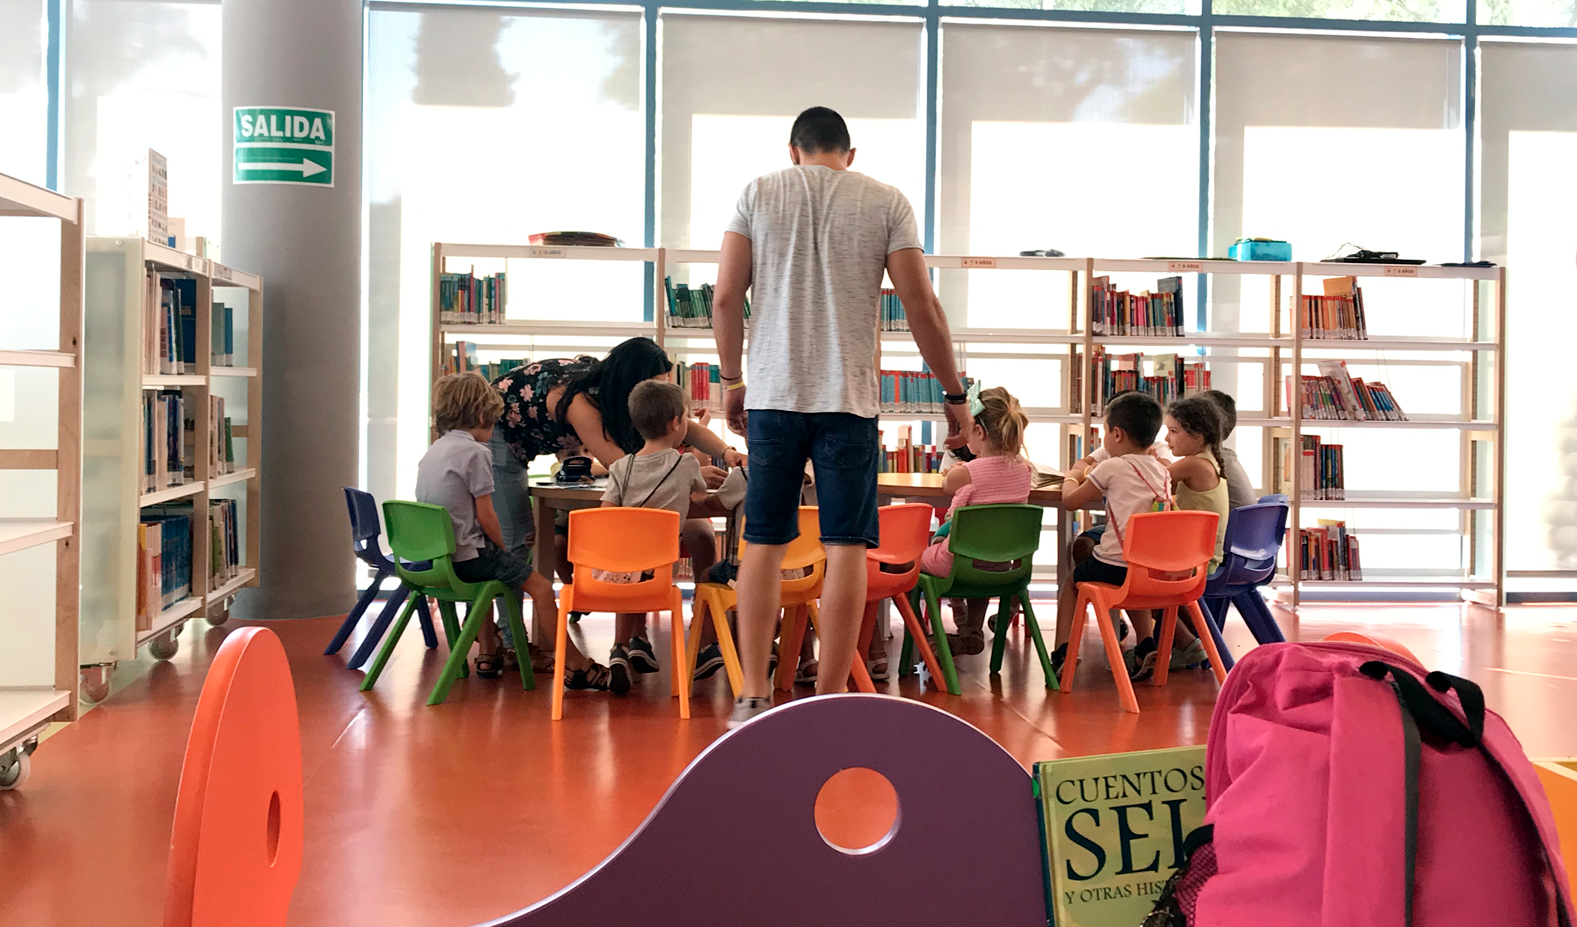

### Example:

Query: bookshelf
xmin=427 ymin=244 xmax=1505 ymax=604
xmin=81 ymin=237 xmax=262 ymax=693
xmin=0 ymin=172 xmax=84 ymax=785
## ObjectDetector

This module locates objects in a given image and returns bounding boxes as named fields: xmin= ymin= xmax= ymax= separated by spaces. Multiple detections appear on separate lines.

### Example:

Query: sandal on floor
xmin=795 ymin=659 xmax=819 ymax=687
xmin=869 ymin=657 xmax=890 ymax=682
xmin=473 ymin=653 xmax=505 ymax=679
xmin=564 ymin=661 xmax=611 ymax=691
xmin=527 ymin=643 xmax=554 ymax=674
xmin=947 ymin=629 xmax=986 ymax=656
xmin=502 ymin=648 xmax=519 ymax=671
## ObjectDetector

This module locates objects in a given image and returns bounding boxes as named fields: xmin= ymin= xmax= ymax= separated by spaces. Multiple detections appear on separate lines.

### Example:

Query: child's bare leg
xmin=478 ymin=613 xmax=503 ymax=654
xmin=615 ymin=613 xmax=648 ymax=646
xmin=1127 ymin=609 xmax=1155 ymax=641
xmin=525 ymin=569 xmax=593 ymax=670
xmin=681 ymin=517 xmax=719 ymax=647
xmin=967 ymin=599 xmax=990 ymax=630
xmin=1056 ymin=576 xmax=1079 ymax=648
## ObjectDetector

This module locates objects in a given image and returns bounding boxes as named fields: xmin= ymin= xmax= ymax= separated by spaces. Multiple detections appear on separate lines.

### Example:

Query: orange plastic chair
xmin=1062 ymin=510 xmax=1228 ymax=713
xmin=1323 ymin=631 xmax=1423 ymax=667
xmin=689 ymin=507 xmax=827 ymax=696
xmin=165 ymin=627 xmax=302 ymax=927
xmin=850 ymin=504 xmax=944 ymax=692
xmin=554 ymin=508 xmax=689 ymax=721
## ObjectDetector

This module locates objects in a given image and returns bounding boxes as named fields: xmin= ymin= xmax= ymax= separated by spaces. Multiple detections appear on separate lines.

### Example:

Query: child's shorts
xmin=1070 ymin=554 xmax=1127 ymax=587
xmin=454 ymin=543 xmax=532 ymax=587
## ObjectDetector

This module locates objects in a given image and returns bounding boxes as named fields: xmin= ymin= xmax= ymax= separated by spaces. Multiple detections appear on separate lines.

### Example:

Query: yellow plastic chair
xmin=554 ymin=507 xmax=689 ymax=721
xmin=689 ymin=507 xmax=825 ymax=697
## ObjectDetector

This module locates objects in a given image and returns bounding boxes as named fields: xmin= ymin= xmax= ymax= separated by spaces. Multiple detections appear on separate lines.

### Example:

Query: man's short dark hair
xmin=790 ymin=106 xmax=851 ymax=155
xmin=628 ymin=379 xmax=689 ymax=442
xmin=1200 ymin=389 xmax=1237 ymax=438
xmin=1105 ymin=391 xmax=1163 ymax=447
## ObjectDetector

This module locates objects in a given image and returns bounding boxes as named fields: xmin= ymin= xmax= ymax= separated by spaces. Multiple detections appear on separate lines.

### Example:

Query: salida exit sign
xmin=233 ymin=106 xmax=335 ymax=186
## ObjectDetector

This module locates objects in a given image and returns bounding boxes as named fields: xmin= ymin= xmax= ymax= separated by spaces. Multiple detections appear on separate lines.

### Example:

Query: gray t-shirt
xmin=601 ymin=449 xmax=708 ymax=520
xmin=1219 ymin=445 xmax=1258 ymax=510
xmin=725 ymin=165 xmax=922 ymax=418
xmin=414 ymin=430 xmax=494 ymax=562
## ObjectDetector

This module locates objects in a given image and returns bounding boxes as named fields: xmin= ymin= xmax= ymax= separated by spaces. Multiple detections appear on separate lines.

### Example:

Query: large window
xmin=64 ymin=0 xmax=221 ymax=237
xmin=0 ymin=0 xmax=48 ymax=187
xmin=366 ymin=6 xmax=645 ymax=500
xmin=1479 ymin=40 xmax=1577 ymax=577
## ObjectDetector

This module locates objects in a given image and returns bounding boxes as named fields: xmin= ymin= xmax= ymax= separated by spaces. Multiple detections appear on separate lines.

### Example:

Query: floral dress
xmin=491 ymin=357 xmax=601 ymax=464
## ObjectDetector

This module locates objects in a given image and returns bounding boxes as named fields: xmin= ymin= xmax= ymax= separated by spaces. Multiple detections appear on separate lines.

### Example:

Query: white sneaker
xmin=727 ymin=696 xmax=772 ymax=730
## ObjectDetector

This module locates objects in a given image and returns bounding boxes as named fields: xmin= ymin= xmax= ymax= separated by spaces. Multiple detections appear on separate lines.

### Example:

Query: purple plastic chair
xmin=482 ymin=695 xmax=1047 ymax=926
xmin=1197 ymin=495 xmax=1290 ymax=670
xmin=325 ymin=487 xmax=437 ymax=669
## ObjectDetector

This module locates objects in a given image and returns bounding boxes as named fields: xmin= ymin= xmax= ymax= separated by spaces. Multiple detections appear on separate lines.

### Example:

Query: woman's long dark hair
xmin=555 ymin=337 xmax=673 ymax=455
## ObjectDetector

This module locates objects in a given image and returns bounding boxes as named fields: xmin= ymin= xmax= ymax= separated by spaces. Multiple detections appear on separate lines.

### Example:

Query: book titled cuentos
xmin=1034 ymin=745 xmax=1207 ymax=926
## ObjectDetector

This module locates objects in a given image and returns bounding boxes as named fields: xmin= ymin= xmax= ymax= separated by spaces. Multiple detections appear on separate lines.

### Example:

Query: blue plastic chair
xmin=1196 ymin=495 xmax=1290 ymax=670
xmin=325 ymin=487 xmax=438 ymax=669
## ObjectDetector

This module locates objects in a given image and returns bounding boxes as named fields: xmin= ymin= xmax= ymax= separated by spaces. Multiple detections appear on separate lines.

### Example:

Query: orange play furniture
xmin=689 ymin=507 xmax=827 ymax=695
xmin=554 ymin=507 xmax=690 ymax=721
xmin=1062 ymin=510 xmax=1228 ymax=713
xmin=165 ymin=627 xmax=302 ymax=927
xmin=851 ymin=503 xmax=944 ymax=692
xmin=1323 ymin=630 xmax=1423 ymax=667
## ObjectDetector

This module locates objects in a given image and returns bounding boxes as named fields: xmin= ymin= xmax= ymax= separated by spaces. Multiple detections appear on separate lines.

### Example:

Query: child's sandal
xmin=564 ymin=662 xmax=611 ymax=691
xmin=473 ymin=653 xmax=505 ymax=679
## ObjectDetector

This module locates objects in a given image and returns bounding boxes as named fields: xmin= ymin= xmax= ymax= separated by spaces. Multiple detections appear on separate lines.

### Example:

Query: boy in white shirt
xmin=1055 ymin=392 xmax=1171 ymax=675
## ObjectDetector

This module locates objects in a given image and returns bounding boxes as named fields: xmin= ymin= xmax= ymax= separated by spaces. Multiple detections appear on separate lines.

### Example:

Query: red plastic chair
xmin=555 ymin=507 xmax=689 ymax=721
xmin=850 ymin=504 xmax=944 ymax=692
xmin=1062 ymin=510 xmax=1228 ymax=713
xmin=165 ymin=627 xmax=302 ymax=927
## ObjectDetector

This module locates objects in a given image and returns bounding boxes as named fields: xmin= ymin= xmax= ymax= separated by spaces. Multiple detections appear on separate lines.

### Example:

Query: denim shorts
xmin=1072 ymin=553 xmax=1127 ymax=586
xmin=744 ymin=410 xmax=879 ymax=548
xmin=487 ymin=431 xmax=535 ymax=550
xmin=453 ymin=542 xmax=532 ymax=588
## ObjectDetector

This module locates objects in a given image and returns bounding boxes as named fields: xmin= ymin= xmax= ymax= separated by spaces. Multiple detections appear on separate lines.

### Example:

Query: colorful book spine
xmin=439 ymin=270 xmax=507 ymax=325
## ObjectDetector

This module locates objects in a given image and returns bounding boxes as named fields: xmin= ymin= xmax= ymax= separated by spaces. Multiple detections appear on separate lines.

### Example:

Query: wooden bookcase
xmin=0 ymin=172 xmax=84 ymax=787
xmin=80 ymin=237 xmax=262 ymax=697
xmin=425 ymin=244 xmax=1506 ymax=604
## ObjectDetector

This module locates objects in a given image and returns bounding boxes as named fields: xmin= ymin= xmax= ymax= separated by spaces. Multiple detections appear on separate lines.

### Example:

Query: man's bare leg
xmin=737 ymin=541 xmax=787 ymax=700
xmin=815 ymin=544 xmax=869 ymax=695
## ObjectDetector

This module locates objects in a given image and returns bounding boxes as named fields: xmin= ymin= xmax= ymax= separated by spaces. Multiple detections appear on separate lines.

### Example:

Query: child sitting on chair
xmin=919 ymin=385 xmax=1034 ymax=657
xmin=598 ymin=379 xmax=713 ymax=695
xmin=1055 ymin=391 xmax=1171 ymax=677
xmin=418 ymin=373 xmax=608 ymax=689
xmin=1199 ymin=389 xmax=1258 ymax=510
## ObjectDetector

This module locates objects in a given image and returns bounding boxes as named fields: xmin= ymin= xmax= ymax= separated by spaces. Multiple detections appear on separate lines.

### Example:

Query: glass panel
xmin=366 ymin=7 xmax=645 ymax=501
xmin=1214 ymin=0 xmax=1465 ymax=23
xmin=1479 ymin=41 xmax=1577 ymax=577
xmin=1216 ymin=32 xmax=1464 ymax=577
xmin=1480 ymin=0 xmax=1577 ymax=27
xmin=660 ymin=14 xmax=926 ymax=253
xmin=951 ymin=0 xmax=1194 ymax=17
xmin=938 ymin=24 xmax=1198 ymax=327
xmin=0 ymin=0 xmax=49 ymax=186
xmin=65 ymin=0 xmax=222 ymax=238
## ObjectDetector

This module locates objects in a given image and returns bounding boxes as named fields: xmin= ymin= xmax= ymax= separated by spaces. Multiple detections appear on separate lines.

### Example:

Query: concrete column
xmin=223 ymin=0 xmax=361 ymax=620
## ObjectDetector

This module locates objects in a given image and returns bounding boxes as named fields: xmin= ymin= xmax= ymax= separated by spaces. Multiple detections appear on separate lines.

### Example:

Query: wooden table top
xmin=532 ymin=473 xmax=1065 ymax=506
xmin=876 ymin=472 xmax=1062 ymax=505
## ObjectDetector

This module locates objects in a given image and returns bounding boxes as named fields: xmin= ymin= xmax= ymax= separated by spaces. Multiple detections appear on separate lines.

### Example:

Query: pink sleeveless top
xmin=921 ymin=456 xmax=1034 ymax=577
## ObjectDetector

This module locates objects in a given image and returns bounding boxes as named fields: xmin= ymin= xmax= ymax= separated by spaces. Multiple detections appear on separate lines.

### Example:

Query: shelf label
xmin=527 ymin=247 xmax=567 ymax=259
xmin=212 ymin=263 xmax=232 ymax=282
xmin=1384 ymin=265 xmax=1419 ymax=277
xmin=1169 ymin=261 xmax=1204 ymax=273
xmin=961 ymin=257 xmax=996 ymax=269
xmin=233 ymin=106 xmax=335 ymax=187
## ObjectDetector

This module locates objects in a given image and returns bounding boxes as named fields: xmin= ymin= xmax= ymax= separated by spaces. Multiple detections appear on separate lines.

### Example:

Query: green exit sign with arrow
xmin=233 ymin=106 xmax=335 ymax=187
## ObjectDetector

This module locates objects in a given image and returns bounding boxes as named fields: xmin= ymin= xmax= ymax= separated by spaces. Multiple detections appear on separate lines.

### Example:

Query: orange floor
xmin=3 ymin=601 xmax=1577 ymax=926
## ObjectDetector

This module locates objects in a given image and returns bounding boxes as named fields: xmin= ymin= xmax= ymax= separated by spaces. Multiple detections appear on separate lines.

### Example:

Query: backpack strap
xmin=1106 ymin=459 xmax=1172 ymax=551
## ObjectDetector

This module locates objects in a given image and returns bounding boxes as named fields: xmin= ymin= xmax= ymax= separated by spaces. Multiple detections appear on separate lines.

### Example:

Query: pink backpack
xmin=1145 ymin=641 xmax=1575 ymax=927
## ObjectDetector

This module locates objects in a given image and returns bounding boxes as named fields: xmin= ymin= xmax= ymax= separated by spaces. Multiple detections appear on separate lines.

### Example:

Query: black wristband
xmin=944 ymin=393 xmax=968 ymax=405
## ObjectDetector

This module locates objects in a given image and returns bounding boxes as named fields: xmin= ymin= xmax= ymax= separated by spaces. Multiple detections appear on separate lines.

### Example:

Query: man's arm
xmin=714 ymin=232 xmax=752 ymax=437
xmin=887 ymin=247 xmax=969 ymax=443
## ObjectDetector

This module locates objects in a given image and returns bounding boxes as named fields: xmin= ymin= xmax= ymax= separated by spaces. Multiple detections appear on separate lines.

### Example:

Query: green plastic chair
xmin=901 ymin=503 xmax=1058 ymax=696
xmin=359 ymin=501 xmax=534 ymax=705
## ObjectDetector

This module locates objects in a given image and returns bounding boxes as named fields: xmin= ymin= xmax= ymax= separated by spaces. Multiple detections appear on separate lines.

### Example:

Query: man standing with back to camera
xmin=711 ymin=106 xmax=971 ymax=727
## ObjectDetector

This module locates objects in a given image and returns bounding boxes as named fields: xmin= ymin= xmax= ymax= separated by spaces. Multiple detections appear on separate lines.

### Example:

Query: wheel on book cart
xmin=0 ymin=748 xmax=30 ymax=790
xmin=80 ymin=664 xmax=114 ymax=703
xmin=150 ymin=627 xmax=182 ymax=661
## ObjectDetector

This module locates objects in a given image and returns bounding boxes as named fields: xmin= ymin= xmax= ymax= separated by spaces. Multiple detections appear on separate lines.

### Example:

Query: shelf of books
xmin=428 ymin=244 xmax=1505 ymax=603
xmin=0 ymin=172 xmax=85 ymax=750
xmin=80 ymin=237 xmax=261 ymax=682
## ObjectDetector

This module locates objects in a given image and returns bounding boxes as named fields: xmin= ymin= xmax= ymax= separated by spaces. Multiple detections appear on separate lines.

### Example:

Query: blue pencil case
xmin=1229 ymin=239 xmax=1292 ymax=262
